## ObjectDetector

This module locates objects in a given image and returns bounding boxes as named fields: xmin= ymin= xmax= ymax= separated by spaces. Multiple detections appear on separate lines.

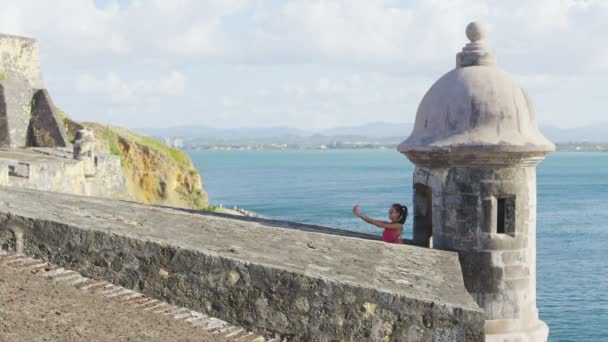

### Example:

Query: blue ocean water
xmin=189 ymin=150 xmax=608 ymax=341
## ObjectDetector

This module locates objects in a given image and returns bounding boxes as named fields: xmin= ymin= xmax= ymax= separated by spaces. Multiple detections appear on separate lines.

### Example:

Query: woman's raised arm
xmin=353 ymin=204 xmax=402 ymax=230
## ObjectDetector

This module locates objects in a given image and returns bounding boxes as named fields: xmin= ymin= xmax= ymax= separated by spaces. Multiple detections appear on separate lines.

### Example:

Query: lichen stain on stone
xmin=381 ymin=321 xmax=394 ymax=342
xmin=294 ymin=297 xmax=309 ymax=313
xmin=362 ymin=302 xmax=376 ymax=318
xmin=227 ymin=270 xmax=240 ymax=286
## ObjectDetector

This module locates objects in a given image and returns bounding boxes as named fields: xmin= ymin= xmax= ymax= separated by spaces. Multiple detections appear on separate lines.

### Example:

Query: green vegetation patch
xmin=81 ymin=122 xmax=191 ymax=169
xmin=101 ymin=126 xmax=123 ymax=156
xmin=54 ymin=107 xmax=75 ymax=142
xmin=52 ymin=108 xmax=190 ymax=169
xmin=176 ymin=185 xmax=209 ymax=211
xmin=48 ymin=109 xmax=207 ymax=208
xmin=89 ymin=124 xmax=189 ymax=168
xmin=111 ymin=126 xmax=191 ymax=169
xmin=54 ymin=107 xmax=70 ymax=125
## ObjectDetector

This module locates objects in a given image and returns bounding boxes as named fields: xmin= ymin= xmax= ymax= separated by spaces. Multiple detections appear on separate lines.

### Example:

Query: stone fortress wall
xmin=0 ymin=33 xmax=129 ymax=200
xmin=0 ymin=147 xmax=128 ymax=199
xmin=0 ymin=186 xmax=485 ymax=341
xmin=0 ymin=34 xmax=45 ymax=148
xmin=0 ymin=23 xmax=553 ymax=341
xmin=0 ymin=34 xmax=43 ymax=88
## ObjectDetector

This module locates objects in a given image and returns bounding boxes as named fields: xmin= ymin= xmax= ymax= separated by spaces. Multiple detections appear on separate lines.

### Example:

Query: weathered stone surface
xmin=0 ymin=34 xmax=73 ymax=149
xmin=417 ymin=165 xmax=541 ymax=324
xmin=73 ymin=128 xmax=95 ymax=160
xmin=73 ymin=128 xmax=97 ymax=177
xmin=27 ymin=89 xmax=69 ymax=147
xmin=0 ymin=84 xmax=8 ymax=146
xmin=0 ymin=72 xmax=35 ymax=148
xmin=397 ymin=23 xmax=554 ymax=156
xmin=0 ymin=186 xmax=485 ymax=341
xmin=0 ymin=148 xmax=129 ymax=200
xmin=0 ymin=34 xmax=43 ymax=89
xmin=0 ymin=34 xmax=44 ymax=148
xmin=0 ymin=162 xmax=7 ymax=185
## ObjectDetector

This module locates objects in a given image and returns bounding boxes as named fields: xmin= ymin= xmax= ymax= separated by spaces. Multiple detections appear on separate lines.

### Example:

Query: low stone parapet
xmin=0 ymin=186 xmax=484 ymax=341
xmin=0 ymin=148 xmax=129 ymax=200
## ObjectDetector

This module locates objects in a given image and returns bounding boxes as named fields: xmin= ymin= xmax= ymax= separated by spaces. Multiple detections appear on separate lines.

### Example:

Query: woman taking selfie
xmin=352 ymin=203 xmax=408 ymax=244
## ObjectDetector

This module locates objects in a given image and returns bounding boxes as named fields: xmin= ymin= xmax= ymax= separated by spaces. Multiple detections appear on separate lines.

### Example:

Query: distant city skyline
xmin=0 ymin=0 xmax=606 ymax=130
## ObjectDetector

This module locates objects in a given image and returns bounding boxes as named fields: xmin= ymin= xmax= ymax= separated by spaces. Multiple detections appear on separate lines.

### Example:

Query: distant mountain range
xmin=135 ymin=121 xmax=607 ymax=143
xmin=539 ymin=124 xmax=608 ymax=143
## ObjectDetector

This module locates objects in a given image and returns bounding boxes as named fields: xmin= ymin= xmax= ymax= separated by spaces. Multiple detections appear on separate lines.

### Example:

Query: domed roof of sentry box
xmin=398 ymin=22 xmax=554 ymax=156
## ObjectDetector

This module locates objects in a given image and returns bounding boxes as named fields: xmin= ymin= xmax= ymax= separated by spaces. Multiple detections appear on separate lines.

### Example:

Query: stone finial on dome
xmin=456 ymin=21 xmax=496 ymax=67
xmin=465 ymin=21 xmax=487 ymax=42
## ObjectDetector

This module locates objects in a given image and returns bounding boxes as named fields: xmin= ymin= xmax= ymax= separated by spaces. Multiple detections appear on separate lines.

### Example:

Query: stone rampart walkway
xmin=0 ymin=252 xmax=273 ymax=342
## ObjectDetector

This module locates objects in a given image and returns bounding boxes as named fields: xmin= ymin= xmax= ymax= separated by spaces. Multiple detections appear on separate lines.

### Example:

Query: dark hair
xmin=391 ymin=203 xmax=408 ymax=224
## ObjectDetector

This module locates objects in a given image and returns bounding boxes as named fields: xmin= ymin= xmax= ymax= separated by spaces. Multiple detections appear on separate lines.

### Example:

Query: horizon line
xmin=132 ymin=120 xmax=608 ymax=132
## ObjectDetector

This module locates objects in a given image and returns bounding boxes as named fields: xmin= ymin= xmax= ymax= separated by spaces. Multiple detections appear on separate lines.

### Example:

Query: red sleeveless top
xmin=382 ymin=229 xmax=403 ymax=244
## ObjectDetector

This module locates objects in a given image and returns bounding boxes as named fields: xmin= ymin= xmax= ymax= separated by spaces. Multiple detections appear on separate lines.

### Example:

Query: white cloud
xmin=2 ymin=0 xmax=605 ymax=74
xmin=0 ymin=0 xmax=246 ymax=62
xmin=242 ymin=0 xmax=483 ymax=66
xmin=1 ymin=0 xmax=605 ymax=72
xmin=1 ymin=0 xmax=607 ymax=129
xmin=0 ymin=1 xmax=128 ymax=55
xmin=76 ymin=71 xmax=186 ymax=103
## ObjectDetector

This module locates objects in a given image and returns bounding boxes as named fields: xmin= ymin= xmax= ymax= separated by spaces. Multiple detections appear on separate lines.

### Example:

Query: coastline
xmin=214 ymin=205 xmax=265 ymax=218
xmin=183 ymin=144 xmax=608 ymax=152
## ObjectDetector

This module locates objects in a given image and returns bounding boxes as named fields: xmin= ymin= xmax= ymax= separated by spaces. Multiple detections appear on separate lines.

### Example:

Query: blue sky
xmin=0 ymin=0 xmax=606 ymax=130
